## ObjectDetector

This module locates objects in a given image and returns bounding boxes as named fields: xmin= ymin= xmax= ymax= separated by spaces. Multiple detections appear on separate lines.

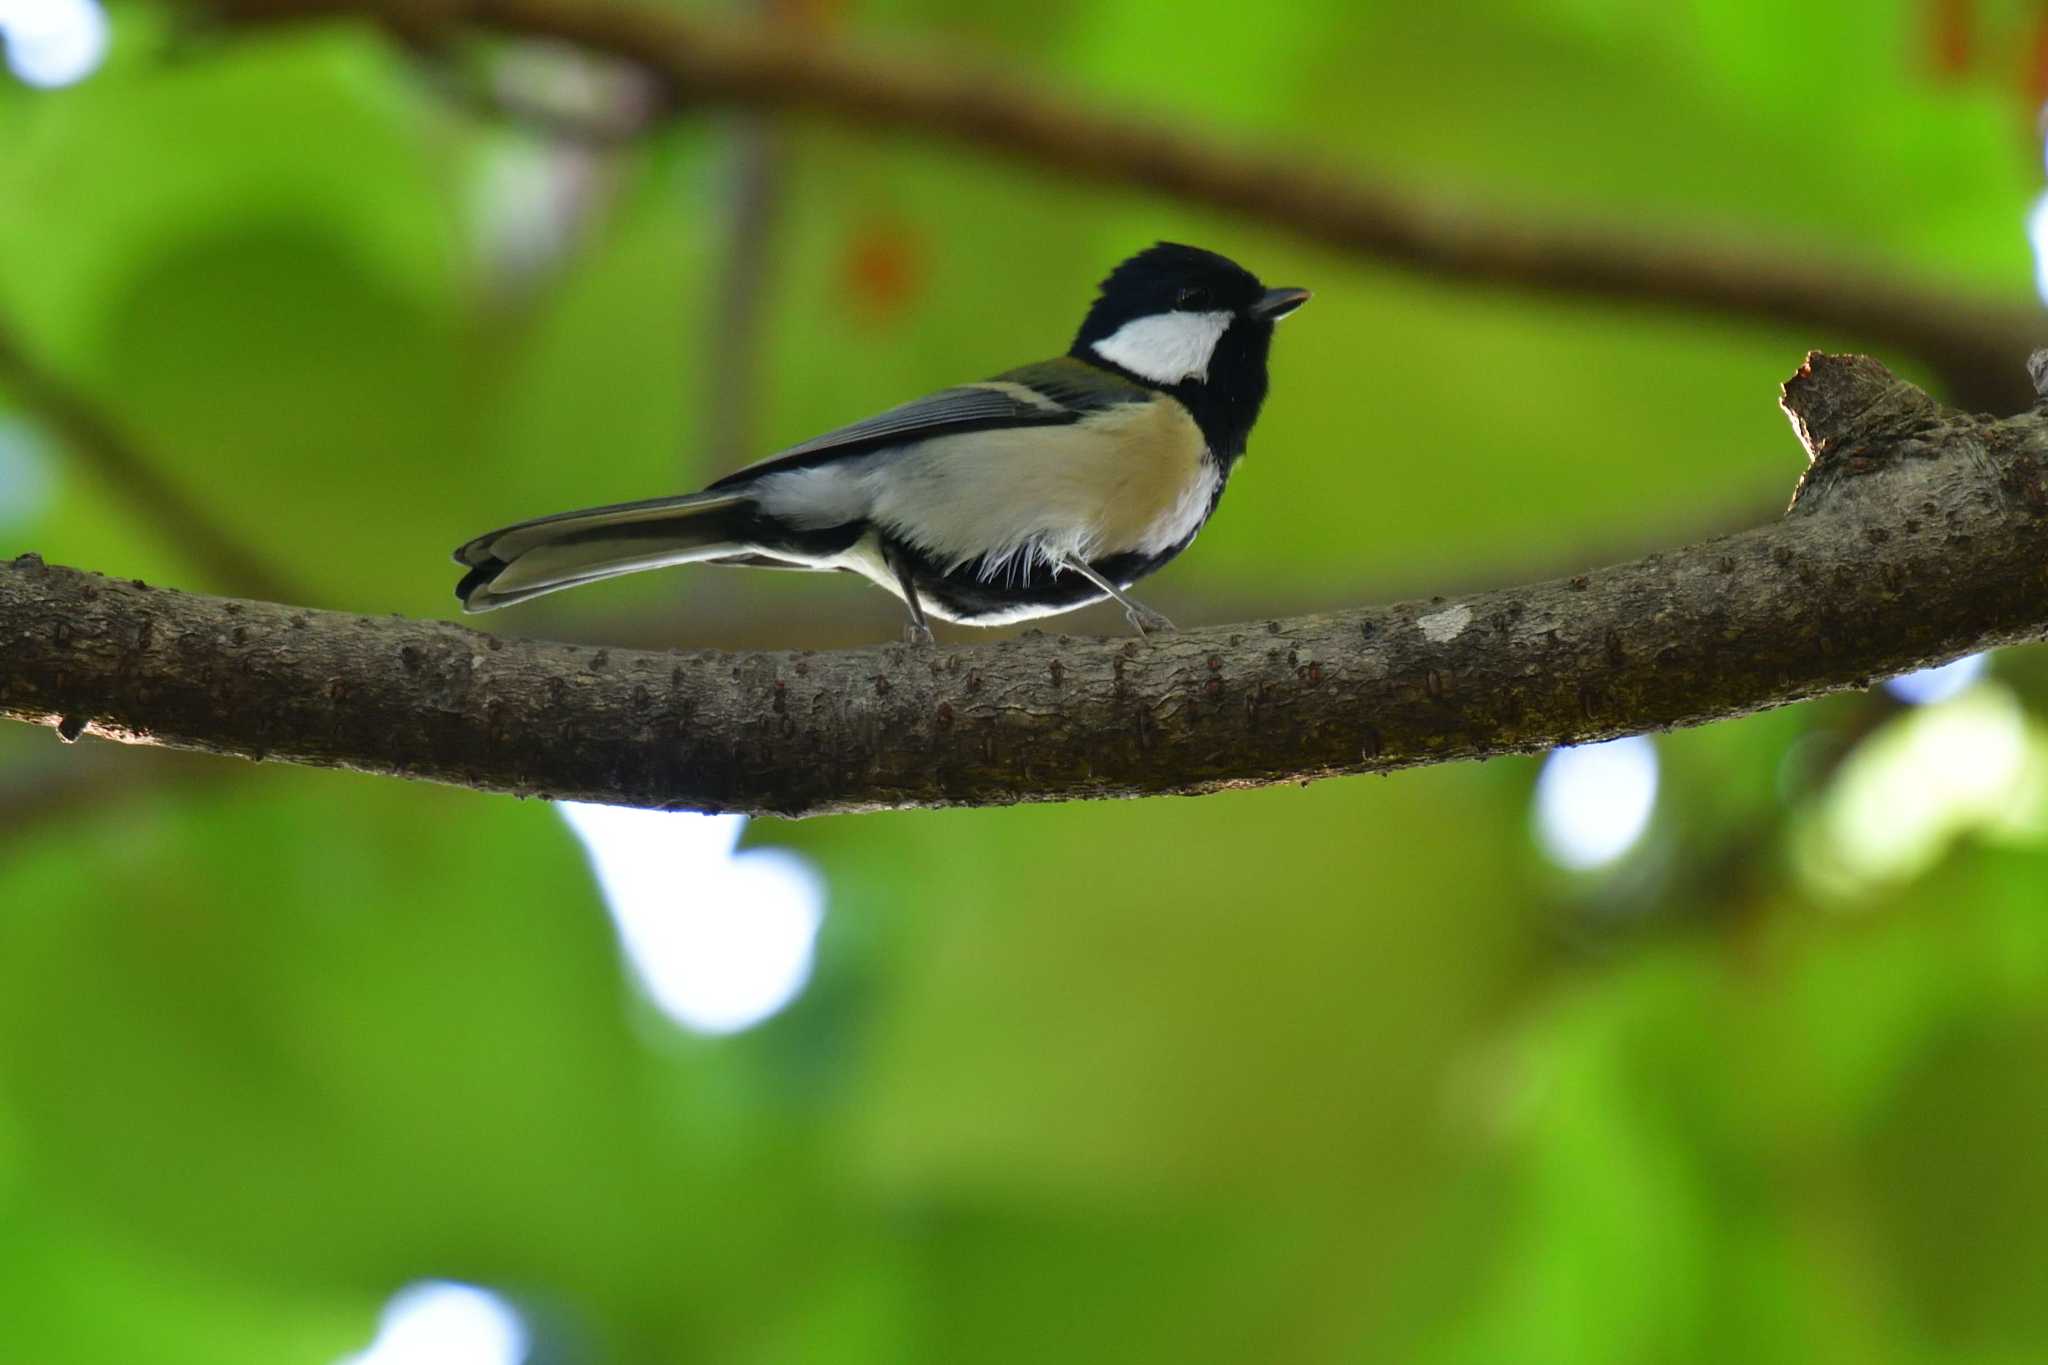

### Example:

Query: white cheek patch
xmin=1091 ymin=309 xmax=1232 ymax=385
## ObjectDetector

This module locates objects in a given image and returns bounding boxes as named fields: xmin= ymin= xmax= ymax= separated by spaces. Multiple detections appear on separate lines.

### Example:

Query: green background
xmin=5 ymin=1 xmax=2048 ymax=1360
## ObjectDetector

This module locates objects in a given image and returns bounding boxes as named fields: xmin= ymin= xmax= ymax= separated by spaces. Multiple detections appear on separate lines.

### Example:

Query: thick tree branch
xmin=4 ymin=354 xmax=2045 ymax=817
xmin=197 ymin=0 xmax=2045 ymax=410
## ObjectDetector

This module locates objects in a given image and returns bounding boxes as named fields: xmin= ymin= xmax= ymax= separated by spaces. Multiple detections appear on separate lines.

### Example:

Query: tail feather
xmin=453 ymin=492 xmax=754 ymax=612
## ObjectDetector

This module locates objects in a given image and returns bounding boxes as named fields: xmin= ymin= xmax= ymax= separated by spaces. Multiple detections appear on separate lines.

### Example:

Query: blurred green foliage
xmin=5 ymin=1 xmax=2048 ymax=1361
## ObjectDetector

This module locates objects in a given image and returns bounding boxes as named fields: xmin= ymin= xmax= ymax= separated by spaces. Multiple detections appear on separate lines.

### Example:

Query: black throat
xmin=1067 ymin=318 xmax=1276 ymax=471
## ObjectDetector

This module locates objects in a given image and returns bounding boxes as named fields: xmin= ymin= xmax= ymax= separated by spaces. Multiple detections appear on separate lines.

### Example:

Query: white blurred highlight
xmin=1883 ymin=652 xmax=1988 ymax=706
xmin=0 ymin=0 xmax=109 ymax=88
xmin=2032 ymin=192 xmax=2048 ymax=307
xmin=339 ymin=1282 xmax=526 ymax=1365
xmin=467 ymin=51 xmax=657 ymax=291
xmin=0 ymin=417 xmax=56 ymax=527
xmin=472 ymin=139 xmax=592 ymax=286
xmin=1803 ymin=686 xmax=2048 ymax=893
xmin=1533 ymin=736 xmax=1659 ymax=871
xmin=559 ymin=804 xmax=825 ymax=1035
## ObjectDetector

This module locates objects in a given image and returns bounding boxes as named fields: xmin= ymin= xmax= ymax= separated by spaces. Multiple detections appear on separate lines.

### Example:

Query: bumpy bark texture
xmin=4 ymin=353 xmax=2047 ymax=817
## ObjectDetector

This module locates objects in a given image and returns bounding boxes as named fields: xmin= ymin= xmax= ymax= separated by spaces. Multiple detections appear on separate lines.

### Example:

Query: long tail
xmin=453 ymin=491 xmax=756 ymax=612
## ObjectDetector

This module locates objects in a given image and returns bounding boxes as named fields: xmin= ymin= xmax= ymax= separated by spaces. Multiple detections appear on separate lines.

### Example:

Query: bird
xmin=452 ymin=242 xmax=1309 ymax=641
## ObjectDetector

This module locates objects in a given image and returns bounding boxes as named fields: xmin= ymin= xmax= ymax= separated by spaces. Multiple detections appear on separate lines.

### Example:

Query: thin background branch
xmin=0 ymin=743 xmax=232 ymax=850
xmin=200 ymin=0 xmax=2048 ymax=411
xmin=0 ymin=320 xmax=306 ymax=605
xmin=696 ymin=0 xmax=804 ymax=470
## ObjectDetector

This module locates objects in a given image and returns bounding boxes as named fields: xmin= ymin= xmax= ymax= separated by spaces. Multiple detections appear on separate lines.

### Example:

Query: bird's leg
xmin=1061 ymin=557 xmax=1177 ymax=637
xmin=886 ymin=544 xmax=936 ymax=646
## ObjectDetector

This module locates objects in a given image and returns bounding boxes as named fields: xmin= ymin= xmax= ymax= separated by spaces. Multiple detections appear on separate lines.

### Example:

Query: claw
xmin=904 ymin=622 xmax=936 ymax=646
xmin=1125 ymin=606 xmax=1177 ymax=637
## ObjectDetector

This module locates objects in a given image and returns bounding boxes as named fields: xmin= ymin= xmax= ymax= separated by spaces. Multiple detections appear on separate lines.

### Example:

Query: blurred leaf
xmin=8 ymin=0 xmax=2048 ymax=1358
xmin=0 ymin=773 xmax=653 ymax=1295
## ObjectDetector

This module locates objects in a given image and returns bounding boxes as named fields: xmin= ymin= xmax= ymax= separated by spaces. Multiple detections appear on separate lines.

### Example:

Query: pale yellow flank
xmin=756 ymin=393 xmax=1214 ymax=582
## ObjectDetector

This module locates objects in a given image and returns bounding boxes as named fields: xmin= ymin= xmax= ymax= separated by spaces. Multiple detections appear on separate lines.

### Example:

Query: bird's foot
xmin=903 ymin=621 xmax=936 ymax=646
xmin=1125 ymin=605 xmax=1177 ymax=637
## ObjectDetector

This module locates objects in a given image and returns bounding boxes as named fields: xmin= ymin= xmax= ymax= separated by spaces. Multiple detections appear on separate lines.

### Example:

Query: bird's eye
xmin=1175 ymin=286 xmax=1209 ymax=310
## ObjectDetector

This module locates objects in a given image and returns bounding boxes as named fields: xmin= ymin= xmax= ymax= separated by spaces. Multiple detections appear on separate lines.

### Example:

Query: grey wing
xmin=705 ymin=381 xmax=1080 ymax=491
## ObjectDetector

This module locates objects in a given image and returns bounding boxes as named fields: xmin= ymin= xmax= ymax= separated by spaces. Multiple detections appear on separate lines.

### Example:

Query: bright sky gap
xmin=1884 ymin=652 xmax=1988 ymax=706
xmin=0 ymin=0 xmax=109 ymax=88
xmin=337 ymin=1283 xmax=527 ymax=1365
xmin=557 ymin=804 xmax=826 ymax=1035
xmin=1533 ymin=736 xmax=1659 ymax=871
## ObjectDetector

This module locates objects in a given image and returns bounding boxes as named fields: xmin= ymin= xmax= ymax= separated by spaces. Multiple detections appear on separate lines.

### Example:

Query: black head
xmin=1070 ymin=243 xmax=1308 ymax=463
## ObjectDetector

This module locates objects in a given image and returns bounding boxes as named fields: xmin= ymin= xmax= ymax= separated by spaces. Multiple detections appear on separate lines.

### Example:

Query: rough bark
xmin=3 ymin=354 xmax=2045 ymax=817
xmin=196 ymin=0 xmax=2045 ymax=411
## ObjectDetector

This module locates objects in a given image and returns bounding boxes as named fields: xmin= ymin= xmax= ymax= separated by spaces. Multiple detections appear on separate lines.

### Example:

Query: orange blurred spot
xmin=1926 ymin=0 xmax=1974 ymax=80
xmin=2025 ymin=11 xmax=2048 ymax=119
xmin=840 ymin=220 xmax=925 ymax=324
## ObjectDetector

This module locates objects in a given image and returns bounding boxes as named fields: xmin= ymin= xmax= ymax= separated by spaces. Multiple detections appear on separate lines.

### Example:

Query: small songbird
xmin=453 ymin=242 xmax=1309 ymax=639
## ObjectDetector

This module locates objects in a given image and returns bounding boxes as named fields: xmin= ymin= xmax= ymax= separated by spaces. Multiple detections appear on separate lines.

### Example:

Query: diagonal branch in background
xmin=197 ymin=0 xmax=2045 ymax=411
xmin=4 ymin=353 xmax=2045 ymax=818
xmin=0 ymin=743 xmax=233 ymax=848
xmin=0 ymin=320 xmax=307 ymax=605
